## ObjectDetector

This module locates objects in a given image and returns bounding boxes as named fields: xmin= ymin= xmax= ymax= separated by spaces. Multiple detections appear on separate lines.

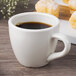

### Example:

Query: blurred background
xmin=0 ymin=0 xmax=38 ymax=19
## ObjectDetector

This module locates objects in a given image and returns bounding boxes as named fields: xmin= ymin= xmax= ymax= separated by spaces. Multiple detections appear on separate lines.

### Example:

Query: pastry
xmin=35 ymin=1 xmax=47 ymax=13
xmin=47 ymin=2 xmax=59 ymax=17
xmin=68 ymin=0 xmax=76 ymax=10
xmin=69 ymin=11 xmax=76 ymax=29
xmin=59 ymin=5 xmax=71 ymax=20
xmin=70 ymin=9 xmax=75 ymax=14
xmin=35 ymin=0 xmax=59 ymax=17
xmin=35 ymin=0 xmax=71 ymax=19
xmin=63 ymin=0 xmax=69 ymax=4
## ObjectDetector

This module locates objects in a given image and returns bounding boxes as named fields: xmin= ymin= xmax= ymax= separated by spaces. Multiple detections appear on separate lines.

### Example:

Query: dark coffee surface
xmin=16 ymin=22 xmax=52 ymax=29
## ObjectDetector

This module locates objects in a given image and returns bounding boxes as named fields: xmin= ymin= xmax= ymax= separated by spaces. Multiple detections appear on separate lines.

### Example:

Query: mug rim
xmin=8 ymin=12 xmax=60 ymax=32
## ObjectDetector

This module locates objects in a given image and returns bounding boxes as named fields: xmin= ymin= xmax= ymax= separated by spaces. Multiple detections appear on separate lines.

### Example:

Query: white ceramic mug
xmin=8 ymin=12 xmax=71 ymax=67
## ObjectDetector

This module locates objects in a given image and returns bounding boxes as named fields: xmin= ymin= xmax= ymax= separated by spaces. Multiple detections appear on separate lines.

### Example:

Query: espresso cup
xmin=8 ymin=12 xmax=71 ymax=67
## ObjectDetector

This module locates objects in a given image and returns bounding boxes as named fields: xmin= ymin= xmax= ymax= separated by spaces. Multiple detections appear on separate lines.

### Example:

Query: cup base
xmin=19 ymin=62 xmax=48 ymax=68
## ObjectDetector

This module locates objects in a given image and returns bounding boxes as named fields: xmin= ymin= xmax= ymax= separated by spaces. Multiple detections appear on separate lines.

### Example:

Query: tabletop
xmin=0 ymin=0 xmax=76 ymax=76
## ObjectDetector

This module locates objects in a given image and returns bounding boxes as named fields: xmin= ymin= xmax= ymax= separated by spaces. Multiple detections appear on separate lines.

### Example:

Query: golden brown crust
xmin=63 ymin=0 xmax=69 ymax=4
xmin=35 ymin=0 xmax=59 ymax=17
xmin=68 ymin=0 xmax=76 ymax=10
xmin=70 ymin=9 xmax=75 ymax=14
xmin=69 ymin=11 xmax=76 ymax=29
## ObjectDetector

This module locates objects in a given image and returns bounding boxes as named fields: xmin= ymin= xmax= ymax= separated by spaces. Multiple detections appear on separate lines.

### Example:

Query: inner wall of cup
xmin=11 ymin=13 xmax=59 ymax=27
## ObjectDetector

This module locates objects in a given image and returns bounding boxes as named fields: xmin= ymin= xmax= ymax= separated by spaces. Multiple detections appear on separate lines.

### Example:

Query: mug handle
xmin=47 ymin=33 xmax=71 ymax=62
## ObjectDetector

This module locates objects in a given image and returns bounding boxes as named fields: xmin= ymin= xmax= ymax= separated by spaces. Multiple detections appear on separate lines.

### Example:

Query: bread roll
xmin=35 ymin=1 xmax=47 ymax=13
xmin=70 ymin=9 xmax=75 ymax=14
xmin=69 ymin=11 xmax=76 ymax=29
xmin=47 ymin=2 xmax=59 ymax=17
xmin=68 ymin=0 xmax=76 ymax=10
xmin=63 ymin=0 xmax=69 ymax=4
xmin=35 ymin=0 xmax=59 ymax=17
